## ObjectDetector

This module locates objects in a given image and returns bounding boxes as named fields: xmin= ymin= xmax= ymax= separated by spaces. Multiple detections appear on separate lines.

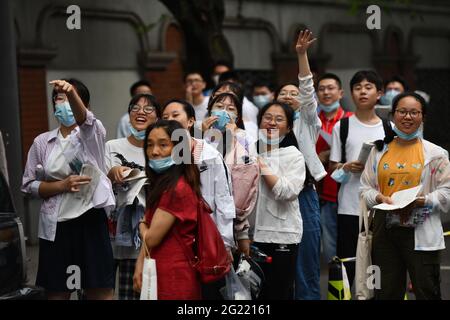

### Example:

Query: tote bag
xmin=355 ymin=199 xmax=375 ymax=300
xmin=140 ymin=240 xmax=157 ymax=300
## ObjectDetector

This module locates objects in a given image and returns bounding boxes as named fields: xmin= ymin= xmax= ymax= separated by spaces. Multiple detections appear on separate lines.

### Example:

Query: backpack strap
xmin=381 ymin=118 xmax=392 ymax=136
xmin=339 ymin=117 xmax=349 ymax=164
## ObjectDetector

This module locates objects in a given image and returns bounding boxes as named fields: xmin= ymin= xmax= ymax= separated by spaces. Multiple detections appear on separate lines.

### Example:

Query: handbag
xmin=355 ymin=198 xmax=375 ymax=300
xmin=224 ymin=138 xmax=259 ymax=231
xmin=139 ymin=238 xmax=158 ymax=300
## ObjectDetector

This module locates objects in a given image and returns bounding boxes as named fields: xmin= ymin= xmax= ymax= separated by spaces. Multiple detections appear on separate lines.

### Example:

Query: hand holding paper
xmin=357 ymin=142 xmax=374 ymax=165
xmin=373 ymin=185 xmax=422 ymax=210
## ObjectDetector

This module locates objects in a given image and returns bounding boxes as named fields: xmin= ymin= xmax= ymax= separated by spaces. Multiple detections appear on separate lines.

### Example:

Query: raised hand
xmin=49 ymin=80 xmax=75 ymax=95
xmin=295 ymin=29 xmax=317 ymax=55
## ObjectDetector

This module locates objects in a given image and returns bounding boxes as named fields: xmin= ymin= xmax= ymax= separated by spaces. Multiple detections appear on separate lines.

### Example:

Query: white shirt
xmin=193 ymin=96 xmax=210 ymax=125
xmin=105 ymin=138 xmax=146 ymax=206
xmin=249 ymin=146 xmax=305 ymax=244
xmin=330 ymin=115 xmax=386 ymax=216
xmin=105 ymin=137 xmax=146 ymax=260
xmin=242 ymin=97 xmax=259 ymax=128
xmin=117 ymin=113 xmax=130 ymax=139
xmin=193 ymin=138 xmax=236 ymax=249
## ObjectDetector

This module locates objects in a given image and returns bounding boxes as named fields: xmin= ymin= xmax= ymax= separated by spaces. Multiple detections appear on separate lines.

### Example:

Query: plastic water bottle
xmin=250 ymin=245 xmax=272 ymax=263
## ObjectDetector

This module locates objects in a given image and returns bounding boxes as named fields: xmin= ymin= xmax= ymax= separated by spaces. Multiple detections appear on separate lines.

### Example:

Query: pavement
xmin=25 ymin=228 xmax=450 ymax=300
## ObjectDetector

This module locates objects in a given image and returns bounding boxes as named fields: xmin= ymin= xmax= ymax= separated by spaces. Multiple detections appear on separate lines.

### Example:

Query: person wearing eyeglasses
xmin=105 ymin=93 xmax=160 ymax=300
xmin=273 ymin=30 xmax=326 ymax=300
xmin=117 ymin=80 xmax=153 ymax=139
xmin=360 ymin=92 xmax=450 ymax=300
xmin=315 ymin=73 xmax=353 ymax=266
xmin=21 ymin=79 xmax=116 ymax=300
xmin=237 ymin=101 xmax=305 ymax=300
xmin=184 ymin=72 xmax=210 ymax=123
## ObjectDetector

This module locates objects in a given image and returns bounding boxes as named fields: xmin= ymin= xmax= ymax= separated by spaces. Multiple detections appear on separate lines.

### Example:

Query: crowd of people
xmin=21 ymin=29 xmax=449 ymax=300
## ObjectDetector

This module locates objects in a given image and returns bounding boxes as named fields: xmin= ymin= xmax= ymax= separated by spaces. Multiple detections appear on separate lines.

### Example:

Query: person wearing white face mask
xmin=252 ymin=80 xmax=275 ymax=110
xmin=21 ymin=78 xmax=116 ymax=300
xmin=105 ymin=93 xmax=160 ymax=300
xmin=361 ymin=92 xmax=450 ymax=300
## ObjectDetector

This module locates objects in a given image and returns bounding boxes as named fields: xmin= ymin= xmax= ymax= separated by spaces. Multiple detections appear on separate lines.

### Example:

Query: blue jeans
xmin=295 ymin=185 xmax=321 ymax=300
xmin=320 ymin=200 xmax=338 ymax=264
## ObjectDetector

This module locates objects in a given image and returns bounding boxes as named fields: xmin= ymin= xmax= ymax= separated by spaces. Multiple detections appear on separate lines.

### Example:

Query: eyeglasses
xmin=395 ymin=109 xmax=422 ymax=118
xmin=278 ymin=91 xmax=299 ymax=98
xmin=130 ymin=105 xmax=156 ymax=114
xmin=212 ymin=103 xmax=237 ymax=112
xmin=186 ymin=79 xmax=203 ymax=85
xmin=262 ymin=114 xmax=287 ymax=124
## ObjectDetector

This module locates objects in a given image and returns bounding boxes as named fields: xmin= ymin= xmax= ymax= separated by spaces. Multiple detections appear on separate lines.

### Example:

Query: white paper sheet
xmin=357 ymin=142 xmax=374 ymax=165
xmin=373 ymin=185 xmax=422 ymax=210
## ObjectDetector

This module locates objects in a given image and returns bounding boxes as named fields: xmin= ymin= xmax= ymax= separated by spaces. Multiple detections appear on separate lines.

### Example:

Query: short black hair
xmin=128 ymin=93 xmax=161 ymax=118
xmin=211 ymin=81 xmax=244 ymax=103
xmin=274 ymin=83 xmax=298 ymax=100
xmin=374 ymin=91 xmax=426 ymax=151
xmin=252 ymin=79 xmax=275 ymax=92
xmin=391 ymin=91 xmax=427 ymax=116
xmin=317 ymin=73 xmax=342 ymax=89
xmin=350 ymin=70 xmax=383 ymax=92
xmin=384 ymin=75 xmax=409 ymax=92
xmin=213 ymin=60 xmax=233 ymax=71
xmin=218 ymin=71 xmax=240 ymax=84
xmin=130 ymin=79 xmax=152 ymax=97
xmin=52 ymin=78 xmax=90 ymax=108
xmin=184 ymin=71 xmax=205 ymax=83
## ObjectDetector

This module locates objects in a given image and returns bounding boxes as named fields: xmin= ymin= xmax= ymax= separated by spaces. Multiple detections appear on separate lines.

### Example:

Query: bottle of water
xmin=250 ymin=245 xmax=272 ymax=263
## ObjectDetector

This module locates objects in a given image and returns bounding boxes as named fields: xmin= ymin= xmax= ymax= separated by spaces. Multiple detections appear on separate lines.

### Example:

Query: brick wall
xmin=18 ymin=67 xmax=49 ymax=167
xmin=146 ymin=24 xmax=186 ymax=106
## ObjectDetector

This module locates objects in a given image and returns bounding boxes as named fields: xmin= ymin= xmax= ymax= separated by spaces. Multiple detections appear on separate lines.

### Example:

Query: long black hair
xmin=143 ymin=120 xmax=201 ymax=208
xmin=373 ymin=91 xmax=427 ymax=151
xmin=256 ymin=101 xmax=299 ymax=153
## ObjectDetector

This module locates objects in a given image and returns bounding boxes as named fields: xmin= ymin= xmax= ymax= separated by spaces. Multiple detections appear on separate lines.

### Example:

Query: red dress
xmin=144 ymin=177 xmax=201 ymax=300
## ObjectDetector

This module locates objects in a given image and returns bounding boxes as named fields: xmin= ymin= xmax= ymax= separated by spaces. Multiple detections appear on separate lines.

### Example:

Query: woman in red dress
xmin=133 ymin=120 xmax=202 ymax=300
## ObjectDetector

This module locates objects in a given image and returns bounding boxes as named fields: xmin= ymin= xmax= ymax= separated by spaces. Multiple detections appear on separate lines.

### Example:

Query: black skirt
xmin=36 ymin=208 xmax=115 ymax=292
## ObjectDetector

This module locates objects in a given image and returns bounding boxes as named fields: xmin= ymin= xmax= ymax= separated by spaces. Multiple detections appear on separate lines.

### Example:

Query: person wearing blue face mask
xmin=360 ymin=92 xmax=450 ymax=300
xmin=315 ymin=73 xmax=353 ymax=267
xmin=21 ymin=78 xmax=116 ymax=300
xmin=252 ymin=80 xmax=275 ymax=109
xmin=236 ymin=101 xmax=305 ymax=300
xmin=380 ymin=76 xmax=408 ymax=106
xmin=202 ymin=92 xmax=255 ymax=160
xmin=105 ymin=93 xmax=160 ymax=300
xmin=133 ymin=120 xmax=203 ymax=299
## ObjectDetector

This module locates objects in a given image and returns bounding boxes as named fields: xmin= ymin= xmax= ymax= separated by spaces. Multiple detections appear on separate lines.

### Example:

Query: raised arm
xmin=296 ymin=29 xmax=317 ymax=78
xmin=49 ymin=80 xmax=87 ymax=125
